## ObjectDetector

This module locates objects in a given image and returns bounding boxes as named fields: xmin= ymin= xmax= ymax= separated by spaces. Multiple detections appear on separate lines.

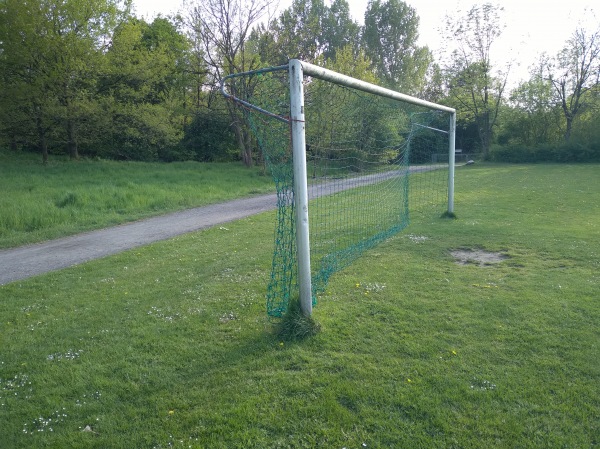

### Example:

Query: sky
xmin=131 ymin=0 xmax=597 ymax=86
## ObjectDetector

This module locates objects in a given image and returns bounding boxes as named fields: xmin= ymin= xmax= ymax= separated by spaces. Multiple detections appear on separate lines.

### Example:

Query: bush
xmin=489 ymin=144 xmax=534 ymax=163
xmin=182 ymin=108 xmax=238 ymax=162
xmin=489 ymin=142 xmax=600 ymax=163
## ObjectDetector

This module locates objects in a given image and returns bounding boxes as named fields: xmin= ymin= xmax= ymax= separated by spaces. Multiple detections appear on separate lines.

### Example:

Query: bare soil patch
xmin=451 ymin=249 xmax=509 ymax=266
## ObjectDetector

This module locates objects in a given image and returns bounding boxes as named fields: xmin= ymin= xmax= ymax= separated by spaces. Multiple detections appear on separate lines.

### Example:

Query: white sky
xmin=132 ymin=0 xmax=598 ymax=86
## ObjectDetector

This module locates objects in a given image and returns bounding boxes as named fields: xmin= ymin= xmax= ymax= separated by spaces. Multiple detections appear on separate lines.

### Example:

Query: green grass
xmin=0 ymin=150 xmax=274 ymax=249
xmin=1 ymin=163 xmax=599 ymax=448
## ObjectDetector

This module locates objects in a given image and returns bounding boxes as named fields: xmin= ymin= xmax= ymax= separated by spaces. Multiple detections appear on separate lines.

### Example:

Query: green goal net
xmin=222 ymin=61 xmax=455 ymax=317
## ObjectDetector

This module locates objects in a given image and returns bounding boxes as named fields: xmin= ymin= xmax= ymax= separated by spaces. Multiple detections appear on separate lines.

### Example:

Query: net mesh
xmin=224 ymin=66 xmax=451 ymax=317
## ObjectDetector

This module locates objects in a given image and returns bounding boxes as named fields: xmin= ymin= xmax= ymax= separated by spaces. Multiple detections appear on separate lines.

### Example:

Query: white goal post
xmin=288 ymin=59 xmax=456 ymax=316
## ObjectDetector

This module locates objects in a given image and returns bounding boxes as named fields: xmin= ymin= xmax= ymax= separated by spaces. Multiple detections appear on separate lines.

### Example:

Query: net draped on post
xmin=222 ymin=64 xmax=452 ymax=317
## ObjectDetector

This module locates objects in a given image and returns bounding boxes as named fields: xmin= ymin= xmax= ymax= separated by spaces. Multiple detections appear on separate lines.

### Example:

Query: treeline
xmin=1 ymin=0 xmax=599 ymax=165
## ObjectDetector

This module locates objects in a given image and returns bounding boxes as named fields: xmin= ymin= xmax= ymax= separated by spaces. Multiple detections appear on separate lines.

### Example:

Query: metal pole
xmin=289 ymin=59 xmax=313 ymax=316
xmin=448 ymin=112 xmax=456 ymax=214
xmin=300 ymin=61 xmax=455 ymax=114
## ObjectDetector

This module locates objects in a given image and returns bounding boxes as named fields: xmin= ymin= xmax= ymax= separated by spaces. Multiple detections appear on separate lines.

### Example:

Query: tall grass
xmin=0 ymin=163 xmax=598 ymax=448
xmin=0 ymin=150 xmax=274 ymax=248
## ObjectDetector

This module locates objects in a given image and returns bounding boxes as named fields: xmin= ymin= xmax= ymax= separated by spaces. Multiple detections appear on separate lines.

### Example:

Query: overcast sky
xmin=132 ymin=0 xmax=597 ymax=86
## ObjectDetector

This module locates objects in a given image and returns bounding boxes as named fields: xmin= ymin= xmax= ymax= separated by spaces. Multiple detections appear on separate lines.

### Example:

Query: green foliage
xmin=182 ymin=106 xmax=238 ymax=162
xmin=103 ymin=17 xmax=190 ymax=105
xmin=320 ymin=0 xmax=361 ymax=60
xmin=92 ymin=100 xmax=184 ymax=161
xmin=324 ymin=45 xmax=377 ymax=83
xmin=489 ymin=142 xmax=600 ymax=163
xmin=0 ymin=0 xmax=129 ymax=161
xmin=545 ymin=26 xmax=600 ymax=141
xmin=254 ymin=0 xmax=431 ymax=97
xmin=2 ymin=0 xmax=598 ymax=165
xmin=362 ymin=0 xmax=431 ymax=93
xmin=92 ymin=16 xmax=192 ymax=161
xmin=442 ymin=3 xmax=507 ymax=159
xmin=267 ymin=0 xmax=328 ymax=63
xmin=503 ymin=73 xmax=561 ymax=145
xmin=249 ymin=0 xmax=360 ymax=68
xmin=0 ymin=2 xmax=202 ymax=163
xmin=306 ymin=48 xmax=406 ymax=168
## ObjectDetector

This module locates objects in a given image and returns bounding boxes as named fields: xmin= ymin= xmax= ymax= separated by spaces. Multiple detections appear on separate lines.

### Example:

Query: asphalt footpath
xmin=0 ymin=193 xmax=278 ymax=286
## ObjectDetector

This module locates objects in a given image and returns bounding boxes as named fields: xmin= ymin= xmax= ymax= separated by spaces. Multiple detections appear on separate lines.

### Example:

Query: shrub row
xmin=489 ymin=142 xmax=600 ymax=163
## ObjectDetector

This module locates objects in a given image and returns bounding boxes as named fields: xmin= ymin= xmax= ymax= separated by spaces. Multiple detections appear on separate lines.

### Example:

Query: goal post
xmin=222 ymin=59 xmax=456 ymax=317
xmin=289 ymin=59 xmax=312 ymax=316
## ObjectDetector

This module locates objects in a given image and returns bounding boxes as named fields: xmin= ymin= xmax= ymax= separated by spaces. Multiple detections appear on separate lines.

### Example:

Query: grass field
xmin=0 ymin=163 xmax=599 ymax=448
xmin=0 ymin=150 xmax=274 ymax=249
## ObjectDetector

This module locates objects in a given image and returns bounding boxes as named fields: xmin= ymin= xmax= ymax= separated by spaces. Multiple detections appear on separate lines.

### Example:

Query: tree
xmin=250 ymin=0 xmax=360 ymax=66
xmin=362 ymin=0 xmax=431 ymax=92
xmin=267 ymin=0 xmax=327 ymax=64
xmin=420 ymin=62 xmax=445 ymax=102
xmin=545 ymin=26 xmax=600 ymax=141
xmin=188 ymin=0 xmax=274 ymax=166
xmin=320 ymin=0 xmax=360 ymax=61
xmin=97 ymin=17 xmax=190 ymax=161
xmin=305 ymin=45 xmax=378 ymax=171
xmin=101 ymin=18 xmax=188 ymax=105
xmin=1 ymin=0 xmax=62 ymax=162
xmin=0 ymin=0 xmax=130 ymax=162
xmin=501 ymin=65 xmax=562 ymax=147
xmin=51 ymin=0 xmax=131 ymax=160
xmin=0 ymin=1 xmax=40 ymax=154
xmin=443 ymin=3 xmax=508 ymax=158
xmin=185 ymin=17 xmax=209 ymax=110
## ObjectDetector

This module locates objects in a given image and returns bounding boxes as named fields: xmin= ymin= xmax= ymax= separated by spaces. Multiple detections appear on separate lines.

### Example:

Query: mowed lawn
xmin=0 ymin=163 xmax=599 ymax=448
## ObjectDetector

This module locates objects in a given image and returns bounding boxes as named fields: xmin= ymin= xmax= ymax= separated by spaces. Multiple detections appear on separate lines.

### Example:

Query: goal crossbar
xmin=221 ymin=61 xmax=456 ymax=120
xmin=300 ymin=61 xmax=455 ymax=114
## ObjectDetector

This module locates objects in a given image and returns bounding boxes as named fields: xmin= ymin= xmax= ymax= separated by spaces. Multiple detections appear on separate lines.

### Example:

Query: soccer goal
xmin=222 ymin=59 xmax=456 ymax=317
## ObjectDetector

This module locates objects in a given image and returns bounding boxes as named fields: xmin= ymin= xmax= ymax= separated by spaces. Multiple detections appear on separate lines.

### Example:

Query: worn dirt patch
xmin=451 ymin=249 xmax=509 ymax=266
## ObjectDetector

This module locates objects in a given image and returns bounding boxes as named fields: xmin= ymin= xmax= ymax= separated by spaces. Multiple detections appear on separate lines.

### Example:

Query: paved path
xmin=0 ymin=166 xmax=442 ymax=285
xmin=0 ymin=194 xmax=278 ymax=285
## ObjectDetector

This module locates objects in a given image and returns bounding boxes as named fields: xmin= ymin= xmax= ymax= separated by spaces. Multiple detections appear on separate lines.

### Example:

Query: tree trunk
xmin=478 ymin=111 xmax=491 ymax=159
xmin=564 ymin=114 xmax=573 ymax=142
xmin=229 ymin=107 xmax=253 ymax=167
xmin=240 ymin=126 xmax=253 ymax=166
xmin=36 ymin=114 xmax=48 ymax=165
xmin=67 ymin=116 xmax=79 ymax=160
xmin=63 ymin=92 xmax=79 ymax=160
xmin=9 ymin=133 xmax=18 ymax=152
